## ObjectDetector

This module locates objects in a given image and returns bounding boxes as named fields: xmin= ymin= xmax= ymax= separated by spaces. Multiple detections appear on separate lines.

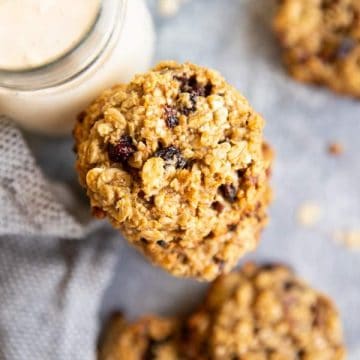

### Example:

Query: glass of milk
xmin=0 ymin=0 xmax=155 ymax=135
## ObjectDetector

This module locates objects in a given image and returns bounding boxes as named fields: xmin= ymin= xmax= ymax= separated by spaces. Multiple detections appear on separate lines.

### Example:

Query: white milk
xmin=0 ymin=0 xmax=155 ymax=135
xmin=0 ymin=0 xmax=101 ymax=71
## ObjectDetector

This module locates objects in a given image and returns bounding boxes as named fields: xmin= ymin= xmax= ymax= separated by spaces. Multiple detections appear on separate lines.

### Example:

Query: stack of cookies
xmin=74 ymin=61 xmax=272 ymax=281
xmin=73 ymin=1 xmax=353 ymax=352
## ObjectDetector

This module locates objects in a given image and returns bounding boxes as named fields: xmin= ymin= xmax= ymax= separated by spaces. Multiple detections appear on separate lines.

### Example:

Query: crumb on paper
xmin=327 ymin=142 xmax=344 ymax=156
xmin=297 ymin=202 xmax=322 ymax=227
xmin=333 ymin=230 xmax=360 ymax=250
xmin=158 ymin=0 xmax=192 ymax=17
xmin=158 ymin=0 xmax=182 ymax=17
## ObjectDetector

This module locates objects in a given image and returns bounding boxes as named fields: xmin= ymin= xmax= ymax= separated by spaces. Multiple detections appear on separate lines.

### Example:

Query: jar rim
xmin=0 ymin=0 xmax=127 ymax=91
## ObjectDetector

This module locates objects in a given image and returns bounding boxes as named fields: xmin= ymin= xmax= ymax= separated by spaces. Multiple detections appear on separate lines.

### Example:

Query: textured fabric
xmin=0 ymin=117 xmax=118 ymax=360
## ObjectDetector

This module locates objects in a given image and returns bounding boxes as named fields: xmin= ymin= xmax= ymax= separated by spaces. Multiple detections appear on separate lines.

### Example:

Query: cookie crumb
xmin=158 ymin=0 xmax=182 ymax=17
xmin=327 ymin=142 xmax=344 ymax=156
xmin=333 ymin=230 xmax=360 ymax=250
xmin=297 ymin=202 xmax=322 ymax=227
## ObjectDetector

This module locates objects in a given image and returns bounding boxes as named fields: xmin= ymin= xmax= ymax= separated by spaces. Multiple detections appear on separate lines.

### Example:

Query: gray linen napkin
xmin=0 ymin=117 xmax=118 ymax=360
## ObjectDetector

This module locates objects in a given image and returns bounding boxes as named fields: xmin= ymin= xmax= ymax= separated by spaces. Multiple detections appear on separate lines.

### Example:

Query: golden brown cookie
xmin=183 ymin=263 xmax=346 ymax=360
xmin=74 ymin=61 xmax=272 ymax=280
xmin=274 ymin=0 xmax=360 ymax=98
xmin=98 ymin=314 xmax=180 ymax=360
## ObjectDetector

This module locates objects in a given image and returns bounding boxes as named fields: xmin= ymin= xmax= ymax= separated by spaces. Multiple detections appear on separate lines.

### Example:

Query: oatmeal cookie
xmin=74 ymin=61 xmax=272 ymax=280
xmin=183 ymin=263 xmax=346 ymax=359
xmin=98 ymin=314 xmax=180 ymax=360
xmin=274 ymin=0 xmax=360 ymax=98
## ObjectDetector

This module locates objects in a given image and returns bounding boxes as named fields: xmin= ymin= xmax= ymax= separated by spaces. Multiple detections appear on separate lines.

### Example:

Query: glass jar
xmin=0 ymin=0 xmax=155 ymax=135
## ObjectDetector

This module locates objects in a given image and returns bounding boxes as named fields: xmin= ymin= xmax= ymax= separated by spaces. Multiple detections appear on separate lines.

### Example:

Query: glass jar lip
xmin=0 ymin=0 xmax=127 ymax=92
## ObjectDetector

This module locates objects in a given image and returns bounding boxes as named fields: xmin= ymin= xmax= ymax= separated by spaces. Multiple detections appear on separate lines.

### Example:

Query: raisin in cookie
xmin=274 ymin=0 xmax=360 ymax=98
xmin=183 ymin=263 xmax=346 ymax=359
xmin=99 ymin=314 xmax=180 ymax=360
xmin=74 ymin=61 xmax=272 ymax=280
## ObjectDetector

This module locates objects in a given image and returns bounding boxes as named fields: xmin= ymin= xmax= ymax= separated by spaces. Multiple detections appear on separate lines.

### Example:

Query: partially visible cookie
xmin=98 ymin=313 xmax=180 ymax=360
xmin=183 ymin=263 xmax=346 ymax=359
xmin=74 ymin=61 xmax=273 ymax=280
xmin=274 ymin=0 xmax=360 ymax=98
xmin=99 ymin=264 xmax=345 ymax=360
